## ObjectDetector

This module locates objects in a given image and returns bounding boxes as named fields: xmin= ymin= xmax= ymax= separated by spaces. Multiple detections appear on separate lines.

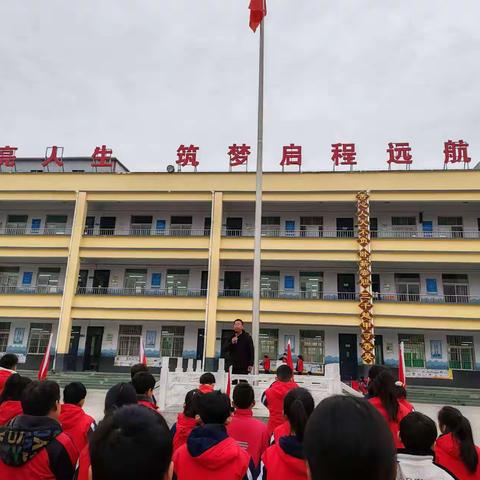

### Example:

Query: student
xmin=132 ymin=371 xmax=158 ymax=411
xmin=0 ymin=374 xmax=31 ymax=425
xmin=0 ymin=353 xmax=18 ymax=395
xmin=90 ymin=404 xmax=173 ymax=480
xmin=394 ymin=382 xmax=414 ymax=413
xmin=262 ymin=355 xmax=271 ymax=374
xmin=173 ymin=391 xmax=254 ymax=480
xmin=368 ymin=370 xmax=410 ymax=448
xmin=227 ymin=382 xmax=269 ymax=468
xmin=258 ymin=387 xmax=314 ymax=480
xmin=262 ymin=364 xmax=298 ymax=434
xmin=304 ymin=395 xmax=397 ymax=480
xmin=198 ymin=372 xmax=216 ymax=394
xmin=130 ymin=362 xmax=149 ymax=379
xmin=295 ymin=355 xmax=304 ymax=375
xmin=59 ymin=382 xmax=96 ymax=453
xmin=435 ymin=406 xmax=480 ymax=480
xmin=171 ymin=389 xmax=200 ymax=452
xmin=0 ymin=380 xmax=78 ymax=480
xmin=397 ymin=412 xmax=456 ymax=480
xmin=366 ymin=364 xmax=388 ymax=398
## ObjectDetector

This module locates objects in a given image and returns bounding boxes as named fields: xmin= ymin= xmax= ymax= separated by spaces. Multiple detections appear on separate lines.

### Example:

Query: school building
xmin=1 ymin=159 xmax=480 ymax=387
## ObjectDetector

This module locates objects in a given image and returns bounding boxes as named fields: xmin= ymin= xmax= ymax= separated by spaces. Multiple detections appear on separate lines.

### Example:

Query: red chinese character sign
xmin=42 ymin=146 xmax=64 ymax=169
xmin=228 ymin=144 xmax=251 ymax=171
xmin=91 ymin=145 xmax=115 ymax=170
xmin=280 ymin=144 xmax=302 ymax=171
xmin=332 ymin=143 xmax=357 ymax=171
xmin=444 ymin=140 xmax=471 ymax=169
xmin=387 ymin=142 xmax=413 ymax=170
xmin=0 ymin=146 xmax=17 ymax=170
xmin=176 ymin=144 xmax=199 ymax=171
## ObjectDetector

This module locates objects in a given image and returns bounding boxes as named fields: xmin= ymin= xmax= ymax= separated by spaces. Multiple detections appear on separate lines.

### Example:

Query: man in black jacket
xmin=223 ymin=319 xmax=254 ymax=374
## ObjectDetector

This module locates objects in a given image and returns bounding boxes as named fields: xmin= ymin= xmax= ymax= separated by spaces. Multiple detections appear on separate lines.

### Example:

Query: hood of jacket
xmin=436 ymin=433 xmax=460 ymax=460
xmin=174 ymin=413 xmax=198 ymax=446
xmin=0 ymin=415 xmax=62 ymax=467
xmin=266 ymin=436 xmax=307 ymax=477
xmin=0 ymin=400 xmax=23 ymax=425
xmin=59 ymin=403 xmax=87 ymax=432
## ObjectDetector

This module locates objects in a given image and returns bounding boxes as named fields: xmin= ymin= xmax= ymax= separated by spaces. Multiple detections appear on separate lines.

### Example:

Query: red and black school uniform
xmin=262 ymin=380 xmax=298 ymax=435
xmin=0 ymin=400 xmax=23 ymax=425
xmin=59 ymin=403 xmax=96 ymax=453
xmin=171 ymin=412 xmax=198 ymax=452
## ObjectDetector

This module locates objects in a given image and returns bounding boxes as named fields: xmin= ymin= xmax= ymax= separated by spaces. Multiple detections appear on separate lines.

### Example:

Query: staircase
xmin=407 ymin=386 xmax=480 ymax=407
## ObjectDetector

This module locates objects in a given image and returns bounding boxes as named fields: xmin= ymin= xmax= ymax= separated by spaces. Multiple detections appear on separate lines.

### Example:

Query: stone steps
xmin=407 ymin=386 xmax=480 ymax=407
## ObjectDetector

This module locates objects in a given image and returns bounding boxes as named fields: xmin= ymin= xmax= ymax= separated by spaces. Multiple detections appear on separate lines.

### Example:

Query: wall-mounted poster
xmin=430 ymin=340 xmax=442 ymax=359
xmin=146 ymin=330 xmax=157 ymax=348
xmin=13 ymin=328 xmax=25 ymax=344
xmin=284 ymin=335 xmax=295 ymax=353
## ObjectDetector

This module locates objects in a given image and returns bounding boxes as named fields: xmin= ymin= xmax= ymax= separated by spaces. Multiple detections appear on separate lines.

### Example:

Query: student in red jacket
xmin=0 ymin=380 xmax=78 ymax=480
xmin=261 ymin=364 xmax=298 ymax=434
xmin=272 ymin=420 xmax=291 ymax=444
xmin=173 ymin=391 xmax=254 ymax=480
xmin=435 ymin=406 xmax=480 ymax=480
xmin=90 ymin=404 xmax=173 ymax=480
xmin=295 ymin=355 xmax=304 ymax=375
xmin=59 ymin=382 xmax=96 ymax=453
xmin=262 ymin=355 xmax=271 ymax=374
xmin=368 ymin=370 xmax=410 ymax=449
xmin=132 ymin=371 xmax=159 ymax=411
xmin=227 ymin=382 xmax=269 ymax=468
xmin=0 ymin=353 xmax=18 ymax=396
xmin=258 ymin=387 xmax=314 ymax=480
xmin=0 ymin=374 xmax=31 ymax=425
xmin=198 ymin=372 xmax=216 ymax=394
xmin=395 ymin=382 xmax=415 ymax=413
xmin=171 ymin=388 xmax=200 ymax=452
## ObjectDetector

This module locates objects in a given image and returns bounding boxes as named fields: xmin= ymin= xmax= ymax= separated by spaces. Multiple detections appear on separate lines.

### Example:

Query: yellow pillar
xmin=55 ymin=191 xmax=87 ymax=370
xmin=204 ymin=191 xmax=223 ymax=368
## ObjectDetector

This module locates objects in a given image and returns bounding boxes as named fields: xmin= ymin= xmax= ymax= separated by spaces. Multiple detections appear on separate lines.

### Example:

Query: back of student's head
xmin=131 ymin=372 xmax=156 ymax=395
xmin=399 ymin=412 xmax=437 ymax=452
xmin=130 ymin=363 xmax=149 ymax=380
xmin=63 ymin=382 xmax=87 ymax=405
xmin=104 ymin=382 xmax=137 ymax=416
xmin=21 ymin=380 xmax=60 ymax=416
xmin=0 ymin=353 xmax=18 ymax=370
xmin=233 ymin=382 xmax=255 ymax=409
xmin=199 ymin=372 xmax=216 ymax=385
xmin=368 ymin=364 xmax=388 ymax=382
xmin=304 ymin=395 xmax=396 ymax=480
xmin=183 ymin=389 xmax=200 ymax=418
xmin=276 ymin=364 xmax=293 ymax=382
xmin=438 ymin=406 xmax=478 ymax=474
xmin=371 ymin=370 xmax=399 ymax=422
xmin=284 ymin=387 xmax=314 ymax=442
xmin=195 ymin=391 xmax=231 ymax=425
xmin=90 ymin=405 xmax=172 ymax=480
xmin=0 ymin=374 xmax=32 ymax=403
xmin=395 ymin=383 xmax=407 ymax=400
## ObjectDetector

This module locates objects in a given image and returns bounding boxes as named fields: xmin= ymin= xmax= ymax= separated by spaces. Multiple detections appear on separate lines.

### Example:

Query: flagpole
xmin=252 ymin=13 xmax=265 ymax=376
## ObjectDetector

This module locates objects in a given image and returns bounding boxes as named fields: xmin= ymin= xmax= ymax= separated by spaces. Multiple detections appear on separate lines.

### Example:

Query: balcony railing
xmin=0 ymin=227 xmax=72 ymax=236
xmin=76 ymin=287 xmax=207 ymax=297
xmin=375 ymin=293 xmax=480 ymax=304
xmin=373 ymin=230 xmax=480 ymax=239
xmin=83 ymin=227 xmax=209 ymax=237
xmin=0 ymin=285 xmax=63 ymax=294
xmin=219 ymin=290 xmax=359 ymax=300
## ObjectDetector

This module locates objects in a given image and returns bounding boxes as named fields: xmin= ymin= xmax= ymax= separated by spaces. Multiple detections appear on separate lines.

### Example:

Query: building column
xmin=204 ymin=191 xmax=223 ymax=371
xmin=54 ymin=191 xmax=87 ymax=371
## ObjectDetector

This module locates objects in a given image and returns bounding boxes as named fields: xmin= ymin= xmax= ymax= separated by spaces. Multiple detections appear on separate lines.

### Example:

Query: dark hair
xmin=276 ymin=364 xmax=293 ymax=382
xmin=0 ymin=353 xmax=18 ymax=370
xmin=130 ymin=363 xmax=149 ymax=379
xmin=371 ymin=370 xmax=399 ymax=421
xmin=233 ymin=382 xmax=255 ymax=409
xmin=21 ymin=380 xmax=60 ymax=416
xmin=438 ymin=406 xmax=478 ymax=474
xmin=367 ymin=365 xmax=388 ymax=396
xmin=199 ymin=373 xmax=216 ymax=385
xmin=63 ymin=382 xmax=87 ymax=405
xmin=264 ymin=354 xmax=269 ymax=358
xmin=233 ymin=319 xmax=244 ymax=325
xmin=195 ymin=391 xmax=231 ymax=425
xmin=304 ymin=396 xmax=396 ymax=480
xmin=0 ymin=375 xmax=32 ymax=403
xmin=90 ymin=405 xmax=172 ymax=480
xmin=104 ymin=383 xmax=137 ymax=415
xmin=297 ymin=355 xmax=304 ymax=360
xmin=183 ymin=389 xmax=200 ymax=418
xmin=395 ymin=384 xmax=407 ymax=400
xmin=131 ymin=372 xmax=156 ymax=395
xmin=284 ymin=387 xmax=314 ymax=442
xmin=399 ymin=412 xmax=437 ymax=453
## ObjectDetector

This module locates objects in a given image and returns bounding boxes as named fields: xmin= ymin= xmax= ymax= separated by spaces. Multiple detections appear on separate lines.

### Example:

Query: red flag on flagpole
xmin=139 ymin=337 xmax=147 ymax=366
xmin=398 ymin=341 xmax=406 ymax=387
xmin=38 ymin=333 xmax=53 ymax=381
xmin=249 ymin=0 xmax=266 ymax=32
xmin=226 ymin=365 xmax=232 ymax=398
xmin=286 ymin=339 xmax=294 ymax=371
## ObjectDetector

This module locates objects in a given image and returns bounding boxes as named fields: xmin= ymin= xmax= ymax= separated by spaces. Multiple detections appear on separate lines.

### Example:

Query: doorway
xmin=66 ymin=326 xmax=81 ymax=371
xmin=196 ymin=328 xmax=205 ymax=360
xmin=375 ymin=334 xmax=384 ymax=365
xmin=100 ymin=216 xmax=116 ymax=235
xmin=337 ymin=273 xmax=356 ymax=300
xmin=93 ymin=270 xmax=110 ymax=293
xmin=83 ymin=326 xmax=104 ymax=371
xmin=224 ymin=271 xmax=241 ymax=296
xmin=339 ymin=334 xmax=358 ymax=381
xmin=201 ymin=271 xmax=209 ymax=296
xmin=226 ymin=217 xmax=243 ymax=237
xmin=336 ymin=218 xmax=354 ymax=237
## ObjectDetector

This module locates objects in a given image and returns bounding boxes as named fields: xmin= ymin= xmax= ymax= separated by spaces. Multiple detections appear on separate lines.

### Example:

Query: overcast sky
xmin=1 ymin=1 xmax=479 ymax=172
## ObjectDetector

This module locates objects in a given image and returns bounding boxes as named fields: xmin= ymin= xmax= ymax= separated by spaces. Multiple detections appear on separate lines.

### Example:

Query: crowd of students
xmin=0 ymin=353 xmax=478 ymax=479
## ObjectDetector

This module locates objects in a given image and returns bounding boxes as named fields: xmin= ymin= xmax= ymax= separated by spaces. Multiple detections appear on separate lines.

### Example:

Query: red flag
xmin=398 ymin=341 xmax=406 ymax=387
xmin=249 ymin=0 xmax=266 ymax=32
xmin=38 ymin=333 xmax=53 ymax=381
xmin=139 ymin=337 xmax=147 ymax=366
xmin=226 ymin=365 xmax=232 ymax=398
xmin=286 ymin=339 xmax=294 ymax=371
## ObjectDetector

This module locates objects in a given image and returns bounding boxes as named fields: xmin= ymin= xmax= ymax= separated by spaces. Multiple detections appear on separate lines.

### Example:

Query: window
xmin=261 ymin=216 xmax=281 ymax=236
xmin=124 ymin=269 xmax=147 ymax=293
xmin=161 ymin=326 xmax=185 ymax=357
xmin=37 ymin=268 xmax=61 ymax=293
xmin=300 ymin=217 xmax=323 ymax=237
xmin=443 ymin=274 xmax=469 ymax=303
xmin=391 ymin=216 xmax=417 ymax=237
xmin=261 ymin=271 xmax=280 ymax=298
xmin=45 ymin=215 xmax=68 ymax=234
xmin=398 ymin=334 xmax=425 ymax=368
xmin=166 ymin=270 xmax=189 ymax=295
xmin=395 ymin=274 xmax=420 ymax=302
xmin=300 ymin=330 xmax=325 ymax=364
xmin=6 ymin=215 xmax=28 ymax=234
xmin=0 ymin=323 xmax=10 ymax=353
xmin=438 ymin=217 xmax=463 ymax=238
xmin=0 ymin=267 xmax=19 ymax=293
xmin=27 ymin=323 xmax=52 ymax=355
xmin=447 ymin=336 xmax=475 ymax=370
xmin=259 ymin=329 xmax=278 ymax=359
xmin=170 ymin=216 xmax=193 ymax=236
xmin=300 ymin=272 xmax=323 ymax=299
xmin=117 ymin=325 xmax=142 ymax=356
xmin=130 ymin=216 xmax=152 ymax=235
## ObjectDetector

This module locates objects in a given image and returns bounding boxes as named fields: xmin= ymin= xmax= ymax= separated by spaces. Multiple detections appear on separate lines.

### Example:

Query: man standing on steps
xmin=223 ymin=319 xmax=254 ymax=374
